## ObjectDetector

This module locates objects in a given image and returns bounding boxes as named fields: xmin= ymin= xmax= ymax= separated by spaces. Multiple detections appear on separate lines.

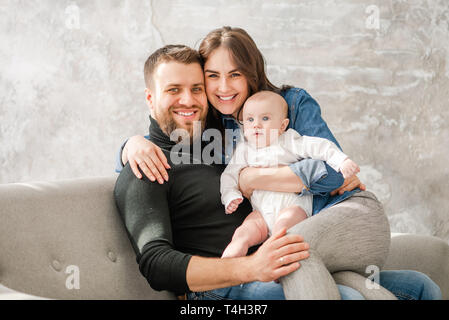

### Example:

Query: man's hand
xmin=248 ymin=228 xmax=310 ymax=283
xmin=186 ymin=227 xmax=310 ymax=291
xmin=226 ymin=198 xmax=243 ymax=214
xmin=330 ymin=174 xmax=366 ymax=196
xmin=123 ymin=135 xmax=171 ymax=183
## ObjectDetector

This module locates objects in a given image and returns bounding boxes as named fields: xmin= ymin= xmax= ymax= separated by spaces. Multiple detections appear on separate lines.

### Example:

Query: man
xmin=114 ymin=45 xmax=309 ymax=297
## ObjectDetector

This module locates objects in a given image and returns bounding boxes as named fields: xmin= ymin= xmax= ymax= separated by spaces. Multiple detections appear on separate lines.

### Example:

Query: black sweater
xmin=114 ymin=117 xmax=253 ymax=294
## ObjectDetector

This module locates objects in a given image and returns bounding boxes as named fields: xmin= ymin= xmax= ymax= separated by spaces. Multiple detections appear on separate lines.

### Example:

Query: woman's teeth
xmin=219 ymin=95 xmax=236 ymax=101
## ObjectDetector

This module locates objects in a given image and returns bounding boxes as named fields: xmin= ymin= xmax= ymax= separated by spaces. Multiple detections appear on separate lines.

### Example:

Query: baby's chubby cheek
xmin=243 ymin=127 xmax=257 ymax=139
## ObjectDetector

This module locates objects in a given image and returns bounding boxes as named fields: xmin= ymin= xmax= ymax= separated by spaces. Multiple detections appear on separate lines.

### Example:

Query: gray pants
xmin=280 ymin=191 xmax=395 ymax=299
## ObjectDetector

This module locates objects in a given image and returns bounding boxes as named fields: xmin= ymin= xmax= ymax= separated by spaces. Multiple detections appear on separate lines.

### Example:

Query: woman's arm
xmin=239 ymin=160 xmax=358 ymax=198
xmin=116 ymin=135 xmax=170 ymax=183
xmin=238 ymin=166 xmax=305 ymax=199
xmin=331 ymin=175 xmax=366 ymax=196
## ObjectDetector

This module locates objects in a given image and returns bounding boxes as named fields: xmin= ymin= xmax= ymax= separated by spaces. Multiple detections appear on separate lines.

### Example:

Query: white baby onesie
xmin=220 ymin=129 xmax=348 ymax=235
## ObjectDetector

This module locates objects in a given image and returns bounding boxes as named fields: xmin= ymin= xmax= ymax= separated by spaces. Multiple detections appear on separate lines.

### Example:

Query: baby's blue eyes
xmin=246 ymin=116 xmax=270 ymax=122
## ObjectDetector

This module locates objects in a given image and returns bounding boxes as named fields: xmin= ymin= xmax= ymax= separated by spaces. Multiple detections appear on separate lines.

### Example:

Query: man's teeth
xmin=176 ymin=111 xmax=195 ymax=116
xmin=219 ymin=95 xmax=236 ymax=101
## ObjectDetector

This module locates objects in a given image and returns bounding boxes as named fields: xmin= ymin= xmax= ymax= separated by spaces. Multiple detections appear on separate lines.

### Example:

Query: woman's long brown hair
xmin=199 ymin=27 xmax=292 ymax=126
xmin=199 ymin=26 xmax=292 ymax=153
xmin=199 ymin=26 xmax=280 ymax=96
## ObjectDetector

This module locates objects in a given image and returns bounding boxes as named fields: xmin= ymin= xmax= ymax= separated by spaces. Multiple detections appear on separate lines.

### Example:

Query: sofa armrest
xmin=0 ymin=176 xmax=175 ymax=299
xmin=383 ymin=233 xmax=449 ymax=300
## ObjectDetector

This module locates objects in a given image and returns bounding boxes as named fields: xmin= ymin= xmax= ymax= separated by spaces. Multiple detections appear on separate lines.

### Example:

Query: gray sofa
xmin=0 ymin=176 xmax=447 ymax=300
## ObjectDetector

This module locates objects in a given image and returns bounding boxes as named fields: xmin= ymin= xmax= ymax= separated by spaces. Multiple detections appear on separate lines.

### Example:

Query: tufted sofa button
xmin=51 ymin=260 xmax=62 ymax=272
xmin=107 ymin=251 xmax=117 ymax=263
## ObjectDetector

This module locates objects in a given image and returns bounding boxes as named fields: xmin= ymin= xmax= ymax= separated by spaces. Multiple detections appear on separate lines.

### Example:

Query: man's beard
xmin=156 ymin=105 xmax=207 ymax=144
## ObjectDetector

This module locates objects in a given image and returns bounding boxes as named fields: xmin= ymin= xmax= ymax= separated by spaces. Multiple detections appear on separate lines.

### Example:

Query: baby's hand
xmin=226 ymin=198 xmax=243 ymax=214
xmin=340 ymin=158 xmax=360 ymax=179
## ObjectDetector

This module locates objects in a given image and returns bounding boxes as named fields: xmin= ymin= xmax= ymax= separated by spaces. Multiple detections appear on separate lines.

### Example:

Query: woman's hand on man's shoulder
xmin=124 ymin=135 xmax=171 ymax=183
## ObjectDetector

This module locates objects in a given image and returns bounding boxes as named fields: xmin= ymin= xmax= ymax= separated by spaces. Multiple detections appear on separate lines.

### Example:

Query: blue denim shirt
xmin=115 ymin=87 xmax=358 ymax=214
xmin=280 ymin=87 xmax=358 ymax=214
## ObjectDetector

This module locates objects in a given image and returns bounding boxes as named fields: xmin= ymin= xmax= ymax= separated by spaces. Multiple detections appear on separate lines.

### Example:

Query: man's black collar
xmin=148 ymin=116 xmax=177 ymax=151
xmin=148 ymin=115 xmax=223 ymax=166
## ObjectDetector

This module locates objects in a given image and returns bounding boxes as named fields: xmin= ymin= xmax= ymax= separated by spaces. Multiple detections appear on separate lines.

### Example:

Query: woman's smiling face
xmin=203 ymin=46 xmax=249 ymax=119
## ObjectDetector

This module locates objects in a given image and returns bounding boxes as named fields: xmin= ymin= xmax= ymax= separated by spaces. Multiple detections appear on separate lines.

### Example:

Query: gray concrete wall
xmin=1 ymin=0 xmax=448 ymax=242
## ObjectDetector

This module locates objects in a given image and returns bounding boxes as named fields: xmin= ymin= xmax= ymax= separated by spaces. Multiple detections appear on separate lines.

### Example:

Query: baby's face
xmin=242 ymin=97 xmax=288 ymax=148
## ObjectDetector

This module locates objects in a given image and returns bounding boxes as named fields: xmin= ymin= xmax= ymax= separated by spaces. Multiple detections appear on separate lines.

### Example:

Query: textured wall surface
xmin=1 ymin=0 xmax=448 ymax=242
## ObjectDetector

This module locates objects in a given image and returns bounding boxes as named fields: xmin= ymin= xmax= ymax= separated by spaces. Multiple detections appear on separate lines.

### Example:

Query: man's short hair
xmin=144 ymin=45 xmax=203 ymax=88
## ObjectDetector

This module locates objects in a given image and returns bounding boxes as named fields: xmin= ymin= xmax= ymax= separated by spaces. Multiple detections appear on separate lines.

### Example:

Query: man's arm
xmin=186 ymin=228 xmax=309 ymax=292
xmin=114 ymin=164 xmax=191 ymax=293
xmin=114 ymin=165 xmax=309 ymax=293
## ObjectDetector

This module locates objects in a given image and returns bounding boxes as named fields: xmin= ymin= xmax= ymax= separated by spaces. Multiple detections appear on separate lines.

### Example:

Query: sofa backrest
xmin=0 ymin=176 xmax=174 ymax=299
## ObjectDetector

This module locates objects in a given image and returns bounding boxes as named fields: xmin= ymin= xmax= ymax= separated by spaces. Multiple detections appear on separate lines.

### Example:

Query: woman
xmin=116 ymin=26 xmax=441 ymax=300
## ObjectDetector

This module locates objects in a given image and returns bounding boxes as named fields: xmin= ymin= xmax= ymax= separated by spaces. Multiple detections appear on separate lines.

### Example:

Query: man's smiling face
xmin=146 ymin=61 xmax=208 ymax=140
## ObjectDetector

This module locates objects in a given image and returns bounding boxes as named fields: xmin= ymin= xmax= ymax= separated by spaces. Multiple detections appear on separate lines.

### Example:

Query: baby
xmin=220 ymin=90 xmax=360 ymax=258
